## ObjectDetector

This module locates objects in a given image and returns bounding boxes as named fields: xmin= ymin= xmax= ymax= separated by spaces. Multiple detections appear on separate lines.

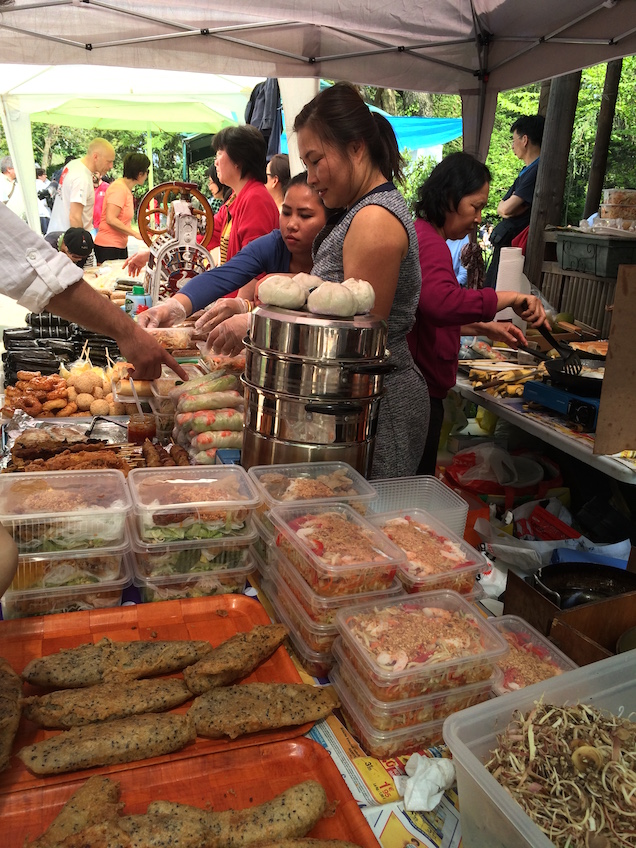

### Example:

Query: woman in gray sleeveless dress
xmin=295 ymin=83 xmax=429 ymax=479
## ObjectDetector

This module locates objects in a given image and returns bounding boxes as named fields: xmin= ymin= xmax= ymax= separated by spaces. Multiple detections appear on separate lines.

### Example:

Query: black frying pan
xmin=531 ymin=562 xmax=636 ymax=609
xmin=544 ymin=358 xmax=604 ymax=397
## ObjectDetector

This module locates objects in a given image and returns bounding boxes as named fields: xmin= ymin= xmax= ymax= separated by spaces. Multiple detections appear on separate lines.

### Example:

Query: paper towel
xmin=394 ymin=753 xmax=456 ymax=812
xmin=495 ymin=247 xmax=530 ymax=330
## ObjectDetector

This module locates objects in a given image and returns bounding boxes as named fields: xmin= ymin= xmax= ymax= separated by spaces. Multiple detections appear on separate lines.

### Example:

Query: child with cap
xmin=44 ymin=226 xmax=94 ymax=267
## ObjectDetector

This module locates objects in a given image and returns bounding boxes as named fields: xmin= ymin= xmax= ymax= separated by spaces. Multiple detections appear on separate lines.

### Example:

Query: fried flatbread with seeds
xmin=189 ymin=682 xmax=337 ymax=739
xmin=183 ymin=624 xmax=288 ymax=695
xmin=0 ymin=657 xmax=22 ymax=772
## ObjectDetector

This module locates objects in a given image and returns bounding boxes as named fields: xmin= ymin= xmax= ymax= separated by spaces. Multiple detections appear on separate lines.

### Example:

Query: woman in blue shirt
xmin=138 ymin=174 xmax=327 ymax=336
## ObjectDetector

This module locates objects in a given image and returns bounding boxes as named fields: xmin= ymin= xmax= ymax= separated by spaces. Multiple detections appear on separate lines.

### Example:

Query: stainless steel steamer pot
xmin=241 ymin=429 xmax=374 ymax=472
xmin=249 ymin=305 xmax=387 ymax=360
xmin=243 ymin=342 xmax=393 ymax=399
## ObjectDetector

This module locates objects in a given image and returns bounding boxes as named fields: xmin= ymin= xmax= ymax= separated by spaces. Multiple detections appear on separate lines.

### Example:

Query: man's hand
xmin=123 ymin=250 xmax=151 ymax=278
xmin=118 ymin=323 xmax=188 ymax=380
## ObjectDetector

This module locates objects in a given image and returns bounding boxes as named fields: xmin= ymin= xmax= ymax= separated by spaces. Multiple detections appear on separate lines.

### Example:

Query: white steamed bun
xmin=342 ymin=278 xmax=375 ymax=313
xmin=306 ymin=281 xmax=356 ymax=317
xmin=257 ymin=275 xmax=307 ymax=310
xmin=292 ymin=272 xmax=323 ymax=296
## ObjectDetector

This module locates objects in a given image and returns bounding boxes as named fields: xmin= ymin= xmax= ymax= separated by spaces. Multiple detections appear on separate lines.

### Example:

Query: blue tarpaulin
xmin=281 ymin=112 xmax=462 ymax=155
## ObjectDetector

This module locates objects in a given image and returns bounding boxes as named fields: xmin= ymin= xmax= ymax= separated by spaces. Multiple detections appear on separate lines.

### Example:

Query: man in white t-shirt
xmin=48 ymin=138 xmax=115 ymax=232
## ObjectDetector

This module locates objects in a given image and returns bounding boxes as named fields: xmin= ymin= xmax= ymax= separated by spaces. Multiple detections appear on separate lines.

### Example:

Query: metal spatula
xmin=536 ymin=325 xmax=582 ymax=376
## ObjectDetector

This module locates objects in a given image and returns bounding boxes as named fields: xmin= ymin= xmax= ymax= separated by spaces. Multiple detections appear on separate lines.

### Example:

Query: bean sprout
xmin=485 ymin=702 xmax=636 ymax=847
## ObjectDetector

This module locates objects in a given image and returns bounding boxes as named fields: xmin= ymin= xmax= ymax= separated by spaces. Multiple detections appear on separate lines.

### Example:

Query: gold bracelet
xmin=245 ymin=300 xmax=254 ymax=312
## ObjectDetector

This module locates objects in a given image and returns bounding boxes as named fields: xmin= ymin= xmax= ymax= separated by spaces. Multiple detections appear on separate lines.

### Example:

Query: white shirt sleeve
xmin=0 ymin=204 xmax=83 ymax=313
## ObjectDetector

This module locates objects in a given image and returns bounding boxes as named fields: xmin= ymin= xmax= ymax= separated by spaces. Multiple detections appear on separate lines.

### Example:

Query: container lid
xmin=128 ymin=517 xmax=257 ymax=552
xmin=132 ymin=285 xmax=145 ymax=295
xmin=335 ymin=590 xmax=508 ymax=686
xmin=269 ymin=502 xmax=406 ymax=577
xmin=248 ymin=461 xmax=377 ymax=511
xmin=369 ymin=507 xmax=487 ymax=585
xmin=0 ymin=469 xmax=131 ymax=520
xmin=265 ymin=580 xmax=334 ymax=669
xmin=488 ymin=614 xmax=578 ymax=695
xmin=262 ymin=567 xmax=337 ymax=638
xmin=127 ymin=465 xmax=261 ymax=512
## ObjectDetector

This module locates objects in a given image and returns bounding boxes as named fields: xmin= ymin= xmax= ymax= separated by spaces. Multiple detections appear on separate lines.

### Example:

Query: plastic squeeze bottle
xmin=124 ymin=284 xmax=153 ymax=319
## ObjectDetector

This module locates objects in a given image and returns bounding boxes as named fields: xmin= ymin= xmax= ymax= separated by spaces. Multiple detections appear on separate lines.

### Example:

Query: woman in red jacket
xmin=205 ymin=124 xmax=279 ymax=267
xmin=408 ymin=152 xmax=547 ymax=475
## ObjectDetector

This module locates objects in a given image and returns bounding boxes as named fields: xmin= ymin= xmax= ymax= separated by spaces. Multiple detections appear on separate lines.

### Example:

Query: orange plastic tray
xmin=0 ymin=595 xmax=314 ymax=795
xmin=3 ymin=737 xmax=378 ymax=847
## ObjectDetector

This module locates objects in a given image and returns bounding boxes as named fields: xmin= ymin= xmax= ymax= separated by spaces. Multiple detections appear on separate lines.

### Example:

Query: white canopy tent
xmin=1 ymin=0 xmax=636 ymax=228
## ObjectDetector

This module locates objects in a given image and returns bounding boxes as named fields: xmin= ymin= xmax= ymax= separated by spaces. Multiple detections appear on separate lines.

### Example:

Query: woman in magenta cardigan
xmin=408 ymin=152 xmax=547 ymax=475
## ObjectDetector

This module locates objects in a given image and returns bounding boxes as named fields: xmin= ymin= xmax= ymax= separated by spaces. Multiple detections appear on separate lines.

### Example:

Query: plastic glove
xmin=194 ymin=297 xmax=250 ymax=335
xmin=137 ymin=298 xmax=187 ymax=329
xmin=206 ymin=313 xmax=250 ymax=356
xmin=123 ymin=250 xmax=151 ymax=278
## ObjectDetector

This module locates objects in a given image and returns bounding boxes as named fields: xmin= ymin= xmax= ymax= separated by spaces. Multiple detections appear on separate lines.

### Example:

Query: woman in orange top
xmin=94 ymin=152 xmax=150 ymax=263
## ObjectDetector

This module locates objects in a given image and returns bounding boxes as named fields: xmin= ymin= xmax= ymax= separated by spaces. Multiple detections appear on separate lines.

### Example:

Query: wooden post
xmin=524 ymin=71 xmax=582 ymax=288
xmin=538 ymin=80 xmax=551 ymax=117
xmin=583 ymin=58 xmax=623 ymax=219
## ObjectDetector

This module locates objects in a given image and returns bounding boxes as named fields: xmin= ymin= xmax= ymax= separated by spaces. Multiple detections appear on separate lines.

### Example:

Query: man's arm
xmin=68 ymin=201 xmax=84 ymax=228
xmin=47 ymin=280 xmax=187 ymax=380
xmin=497 ymin=194 xmax=528 ymax=218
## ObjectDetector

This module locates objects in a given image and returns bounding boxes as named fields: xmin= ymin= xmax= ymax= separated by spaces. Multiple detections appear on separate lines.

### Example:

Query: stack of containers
xmin=0 ymin=469 xmax=133 ymax=618
xmin=127 ymin=465 xmax=260 ymax=602
xmin=253 ymin=463 xmax=406 ymax=677
xmin=329 ymin=592 xmax=509 ymax=758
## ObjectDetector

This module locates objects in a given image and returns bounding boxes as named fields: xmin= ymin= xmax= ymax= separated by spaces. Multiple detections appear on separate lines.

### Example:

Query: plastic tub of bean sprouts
xmin=443 ymin=652 xmax=632 ymax=848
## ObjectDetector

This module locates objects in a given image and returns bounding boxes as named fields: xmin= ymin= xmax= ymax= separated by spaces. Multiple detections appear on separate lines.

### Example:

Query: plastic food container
xmin=0 ymin=469 xmax=131 ymax=554
xmin=2 ymin=551 xmax=132 ymax=619
xmin=443 ymin=653 xmax=631 ymax=848
xmin=150 ymin=363 xmax=204 ymax=399
xmin=369 ymin=475 xmax=469 ymax=537
xmin=599 ymin=203 xmax=636 ymax=220
xmin=331 ymin=638 xmax=495 ymax=732
xmin=335 ymin=591 xmax=508 ymax=701
xmin=147 ymin=395 xmax=176 ymax=443
xmin=127 ymin=465 xmax=261 ymax=544
xmin=132 ymin=557 xmax=254 ymax=602
xmin=272 ymin=546 xmax=404 ymax=626
xmin=248 ymin=461 xmax=377 ymax=533
xmin=129 ymin=521 xmax=257 ymax=577
xmin=143 ymin=326 xmax=194 ymax=350
xmin=602 ymin=187 xmax=636 ymax=206
xmin=269 ymin=502 xmax=405 ymax=598
xmin=265 ymin=584 xmax=334 ymax=678
xmin=370 ymin=508 xmax=486 ymax=595
xmin=489 ymin=615 xmax=578 ymax=695
xmin=330 ymin=664 xmax=446 ymax=758
xmin=261 ymin=567 xmax=337 ymax=655
xmin=8 ymin=543 xmax=128 ymax=592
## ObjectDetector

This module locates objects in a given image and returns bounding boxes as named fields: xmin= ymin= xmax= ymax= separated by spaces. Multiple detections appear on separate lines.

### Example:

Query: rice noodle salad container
xmin=268 ymin=502 xmax=405 ymax=597
xmin=335 ymin=591 xmax=508 ymax=701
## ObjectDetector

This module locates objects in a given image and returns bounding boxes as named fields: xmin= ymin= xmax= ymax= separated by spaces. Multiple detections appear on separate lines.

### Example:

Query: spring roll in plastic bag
xmin=191 ymin=430 xmax=244 ymax=451
xmin=177 ymin=390 xmax=244 ymax=413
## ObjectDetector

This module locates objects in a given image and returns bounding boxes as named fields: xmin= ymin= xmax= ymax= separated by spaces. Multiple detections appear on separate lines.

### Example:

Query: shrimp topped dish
xmin=335 ymin=592 xmax=508 ymax=701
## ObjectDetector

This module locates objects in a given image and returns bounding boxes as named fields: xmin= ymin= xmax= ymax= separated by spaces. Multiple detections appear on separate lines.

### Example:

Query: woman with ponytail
xmin=294 ymin=82 xmax=428 ymax=479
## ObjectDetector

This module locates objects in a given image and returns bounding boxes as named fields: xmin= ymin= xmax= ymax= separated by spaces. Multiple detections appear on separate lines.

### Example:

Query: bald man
xmin=48 ymin=138 xmax=115 ymax=233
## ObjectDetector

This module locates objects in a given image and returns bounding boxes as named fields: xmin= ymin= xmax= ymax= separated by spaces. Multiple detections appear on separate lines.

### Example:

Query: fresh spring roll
xmin=177 ymin=390 xmax=244 ymax=413
xmin=22 ymin=678 xmax=193 ymax=728
xmin=17 ymin=713 xmax=196 ymax=775
xmin=22 ymin=638 xmax=212 ymax=689
xmin=189 ymin=407 xmax=245 ymax=433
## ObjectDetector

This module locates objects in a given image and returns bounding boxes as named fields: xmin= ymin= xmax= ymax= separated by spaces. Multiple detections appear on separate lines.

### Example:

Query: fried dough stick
xmin=142 ymin=438 xmax=161 ymax=467
xmin=183 ymin=624 xmax=288 ymax=695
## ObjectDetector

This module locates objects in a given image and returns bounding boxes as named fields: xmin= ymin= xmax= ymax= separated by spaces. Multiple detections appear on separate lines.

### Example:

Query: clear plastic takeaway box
xmin=331 ymin=637 xmax=496 ymax=733
xmin=443 ymin=652 xmax=632 ymax=848
xmin=150 ymin=363 xmax=204 ymax=400
xmin=0 ymin=469 xmax=131 ymax=554
xmin=330 ymin=663 xmax=448 ymax=759
xmin=489 ymin=614 xmax=578 ymax=695
xmin=335 ymin=591 xmax=508 ymax=701
xmin=127 ymin=465 xmax=261 ymax=544
xmin=369 ymin=508 xmax=487 ymax=595
xmin=369 ymin=475 xmax=469 ymax=537
xmin=128 ymin=519 xmax=258 ymax=578
xmin=132 ymin=556 xmax=255 ymax=602
xmin=248 ymin=461 xmax=377 ymax=534
xmin=2 ymin=549 xmax=133 ymax=619
xmin=268 ymin=502 xmax=405 ymax=597
xmin=270 ymin=546 xmax=404 ymax=626
xmin=265 ymin=582 xmax=334 ymax=678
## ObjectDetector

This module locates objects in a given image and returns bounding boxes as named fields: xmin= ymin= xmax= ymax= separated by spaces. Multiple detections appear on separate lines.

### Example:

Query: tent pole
xmin=146 ymin=126 xmax=154 ymax=189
